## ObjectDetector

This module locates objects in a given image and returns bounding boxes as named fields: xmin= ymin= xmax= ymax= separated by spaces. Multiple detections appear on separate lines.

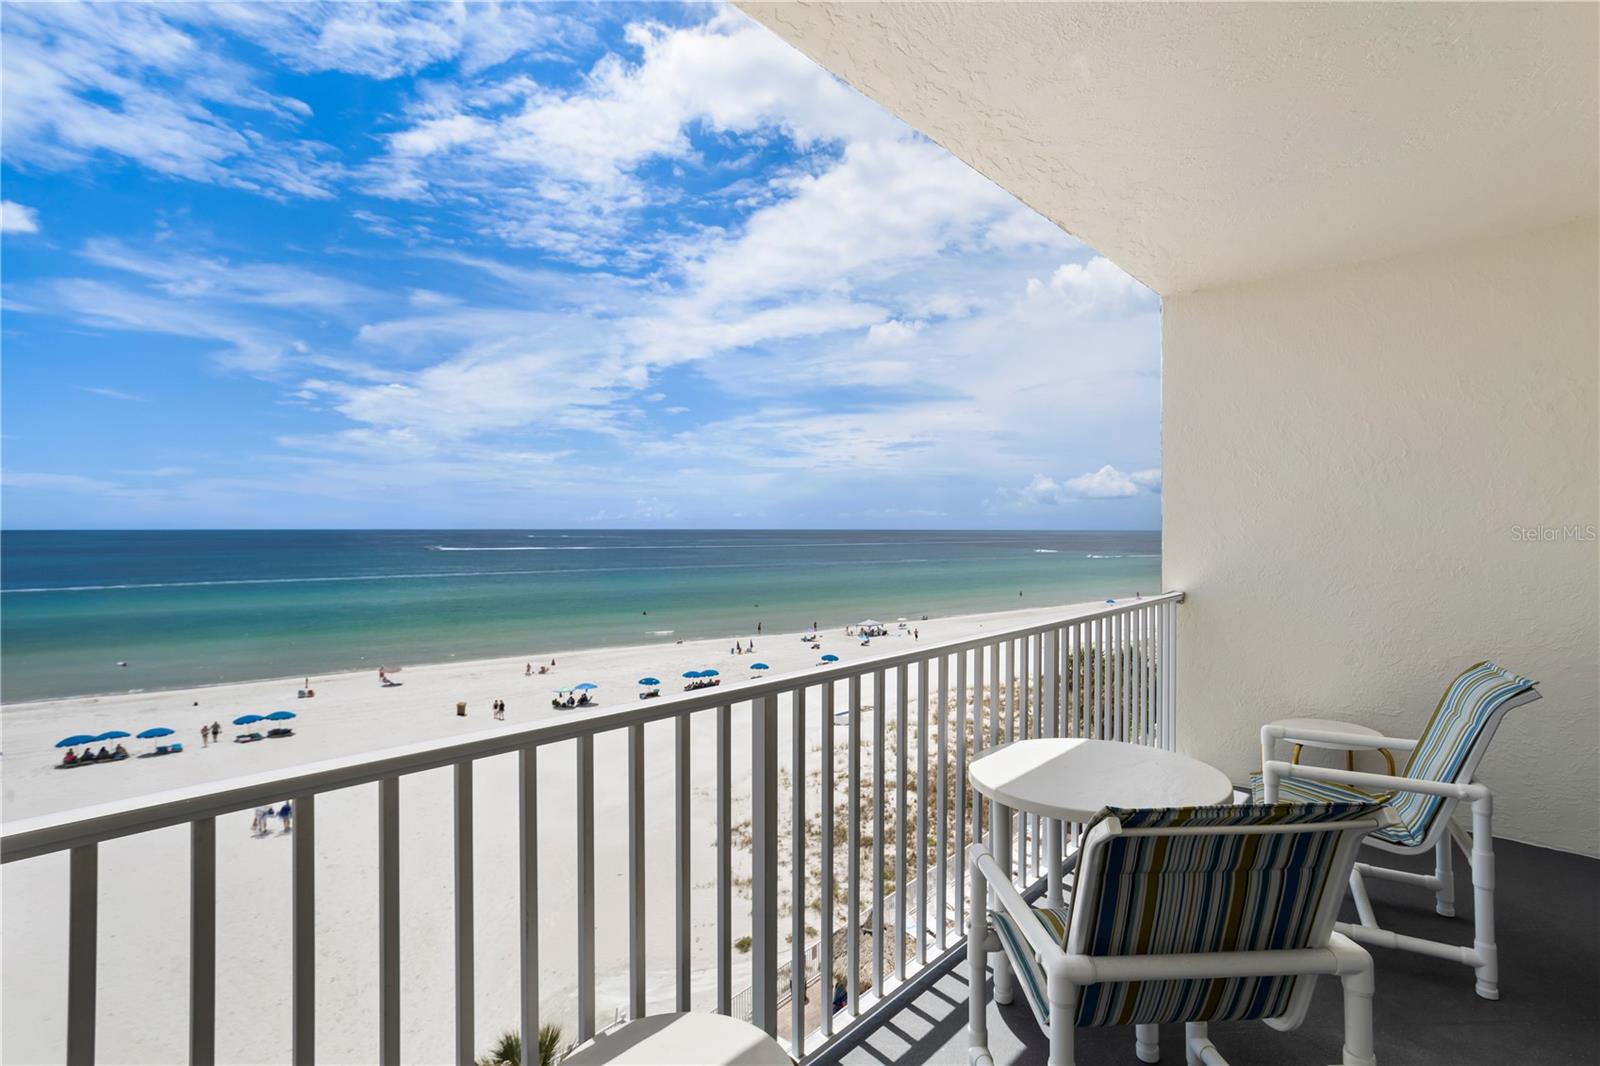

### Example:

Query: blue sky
xmin=0 ymin=2 xmax=1161 ymax=530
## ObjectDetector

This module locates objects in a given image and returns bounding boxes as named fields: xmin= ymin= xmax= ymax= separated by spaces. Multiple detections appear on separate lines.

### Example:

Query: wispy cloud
xmin=75 ymin=386 xmax=146 ymax=402
xmin=1 ymin=200 xmax=40 ymax=233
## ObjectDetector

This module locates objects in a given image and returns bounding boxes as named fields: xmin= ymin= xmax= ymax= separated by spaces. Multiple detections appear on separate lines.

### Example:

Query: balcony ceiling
xmin=736 ymin=2 xmax=1599 ymax=295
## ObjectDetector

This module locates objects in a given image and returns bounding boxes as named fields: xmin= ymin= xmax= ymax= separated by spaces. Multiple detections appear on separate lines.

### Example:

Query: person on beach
xmin=211 ymin=722 xmax=221 ymax=743
xmin=200 ymin=726 xmax=210 ymax=747
xmin=914 ymin=629 xmax=919 ymax=640
xmin=279 ymin=801 xmax=293 ymax=833
xmin=494 ymin=700 xmax=505 ymax=720
xmin=525 ymin=663 xmax=531 ymax=676
xmin=757 ymin=621 xmax=762 ymax=633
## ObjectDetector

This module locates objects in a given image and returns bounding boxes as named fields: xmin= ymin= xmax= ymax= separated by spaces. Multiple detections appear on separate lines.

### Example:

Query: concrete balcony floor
xmin=823 ymin=839 xmax=1599 ymax=1065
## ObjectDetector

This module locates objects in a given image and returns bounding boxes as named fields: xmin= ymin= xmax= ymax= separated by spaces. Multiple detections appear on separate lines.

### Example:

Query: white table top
xmin=1270 ymin=716 xmax=1386 ymax=751
xmin=967 ymin=738 xmax=1233 ymax=822
xmin=563 ymin=1012 xmax=790 ymax=1066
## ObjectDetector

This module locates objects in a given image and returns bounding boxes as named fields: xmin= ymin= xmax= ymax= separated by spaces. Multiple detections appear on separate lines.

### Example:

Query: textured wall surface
xmin=1163 ymin=218 xmax=1599 ymax=856
xmin=737 ymin=2 xmax=1599 ymax=294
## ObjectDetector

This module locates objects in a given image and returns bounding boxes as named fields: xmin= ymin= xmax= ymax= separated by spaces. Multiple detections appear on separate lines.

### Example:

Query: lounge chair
xmin=968 ymin=801 xmax=1393 ymax=1066
xmin=266 ymin=727 xmax=295 ymax=738
xmin=234 ymin=732 xmax=264 ymax=743
xmin=1255 ymin=661 xmax=1540 ymax=999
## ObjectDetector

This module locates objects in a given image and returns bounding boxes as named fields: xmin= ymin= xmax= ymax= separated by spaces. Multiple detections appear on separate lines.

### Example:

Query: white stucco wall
xmin=1163 ymin=216 xmax=1600 ymax=856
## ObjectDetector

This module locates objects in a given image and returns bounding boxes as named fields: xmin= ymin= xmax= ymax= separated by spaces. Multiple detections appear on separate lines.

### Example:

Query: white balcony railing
xmin=1 ymin=591 xmax=1182 ymax=1065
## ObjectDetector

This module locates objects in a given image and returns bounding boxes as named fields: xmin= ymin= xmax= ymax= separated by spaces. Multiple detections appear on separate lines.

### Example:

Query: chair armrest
xmin=968 ymin=842 xmax=1062 ymax=961
xmin=1260 ymin=723 xmax=1418 ymax=766
xmin=1263 ymin=760 xmax=1487 ymax=802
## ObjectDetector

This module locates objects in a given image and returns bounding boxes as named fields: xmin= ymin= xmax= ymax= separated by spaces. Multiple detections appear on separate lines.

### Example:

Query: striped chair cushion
xmin=991 ymin=802 xmax=1381 ymax=1028
xmin=1388 ymin=662 xmax=1536 ymax=843
xmin=1246 ymin=772 xmax=1416 ymax=844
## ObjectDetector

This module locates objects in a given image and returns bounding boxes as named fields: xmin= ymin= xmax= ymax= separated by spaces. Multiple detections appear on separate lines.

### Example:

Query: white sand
xmin=1 ymin=599 xmax=1115 ymax=1064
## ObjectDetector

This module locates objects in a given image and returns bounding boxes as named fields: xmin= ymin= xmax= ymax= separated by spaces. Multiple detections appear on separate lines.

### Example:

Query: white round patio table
xmin=563 ymin=1011 xmax=791 ymax=1066
xmin=1269 ymin=716 xmax=1397 ymax=774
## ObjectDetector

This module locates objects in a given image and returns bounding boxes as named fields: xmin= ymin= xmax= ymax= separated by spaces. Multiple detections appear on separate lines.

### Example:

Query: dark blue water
xmin=0 ymin=530 xmax=1160 ymax=702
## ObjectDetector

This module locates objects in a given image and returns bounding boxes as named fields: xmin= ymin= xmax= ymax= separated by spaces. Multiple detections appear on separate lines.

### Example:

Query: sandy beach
xmin=2 ymin=599 xmax=1111 ymax=1064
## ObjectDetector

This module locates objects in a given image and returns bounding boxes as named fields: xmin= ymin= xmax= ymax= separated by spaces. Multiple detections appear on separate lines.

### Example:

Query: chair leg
xmin=967 ymin=904 xmax=993 ymax=1066
xmin=1337 ymin=944 xmax=1377 ymax=1066
xmin=1433 ymin=834 xmax=1456 ymax=917
xmin=1183 ymin=1022 xmax=1211 ymax=1066
xmin=1135 ymin=1023 xmax=1160 ymax=1063
xmin=1470 ymin=796 xmax=1499 ymax=1000
xmin=1045 ymin=971 xmax=1077 ymax=1066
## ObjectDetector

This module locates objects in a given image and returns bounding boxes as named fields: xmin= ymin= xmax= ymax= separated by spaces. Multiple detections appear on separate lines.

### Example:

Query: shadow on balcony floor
xmin=825 ymin=839 xmax=1599 ymax=1065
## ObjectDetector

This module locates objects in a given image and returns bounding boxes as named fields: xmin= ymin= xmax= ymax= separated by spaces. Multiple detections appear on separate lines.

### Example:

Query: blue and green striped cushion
xmin=991 ymin=802 xmax=1381 ymax=1028
xmin=1245 ymin=773 xmax=1417 ymax=844
xmin=1388 ymin=662 xmax=1536 ymax=843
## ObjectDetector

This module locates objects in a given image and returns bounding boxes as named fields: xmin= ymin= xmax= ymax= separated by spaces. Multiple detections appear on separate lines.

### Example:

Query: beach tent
xmin=859 ymin=619 xmax=882 ymax=628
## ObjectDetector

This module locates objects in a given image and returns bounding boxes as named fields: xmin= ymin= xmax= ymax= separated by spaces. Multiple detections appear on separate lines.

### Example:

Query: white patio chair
xmin=967 ymin=800 xmax=1395 ymax=1066
xmin=1254 ymin=661 xmax=1540 ymax=1000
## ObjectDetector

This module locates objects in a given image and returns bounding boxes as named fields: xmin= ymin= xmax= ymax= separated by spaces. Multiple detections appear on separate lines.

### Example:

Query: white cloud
xmin=0 ymin=3 xmax=333 ymax=199
xmin=75 ymin=386 xmax=145 ymax=402
xmin=1 ymin=201 xmax=40 ymax=233
xmin=1018 ymin=466 xmax=1163 ymax=504
xmin=1027 ymin=256 xmax=1154 ymax=314
xmin=865 ymin=319 xmax=924 ymax=347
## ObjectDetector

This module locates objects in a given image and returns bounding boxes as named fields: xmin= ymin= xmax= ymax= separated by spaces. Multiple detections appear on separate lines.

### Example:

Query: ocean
xmin=0 ymin=530 xmax=1160 ymax=704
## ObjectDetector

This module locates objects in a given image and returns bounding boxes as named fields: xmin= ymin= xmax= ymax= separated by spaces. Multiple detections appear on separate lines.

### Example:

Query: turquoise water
xmin=0 ymin=530 xmax=1160 ymax=703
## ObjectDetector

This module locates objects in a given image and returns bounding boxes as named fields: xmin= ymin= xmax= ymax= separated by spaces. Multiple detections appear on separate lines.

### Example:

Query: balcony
xmin=4 ymin=595 xmax=1182 ymax=1064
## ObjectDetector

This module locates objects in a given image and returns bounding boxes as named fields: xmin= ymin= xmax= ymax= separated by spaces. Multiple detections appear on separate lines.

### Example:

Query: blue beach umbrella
xmin=233 ymin=714 xmax=264 ymax=726
xmin=638 ymin=677 xmax=661 ymax=686
xmin=95 ymin=730 xmax=131 ymax=741
xmin=265 ymin=711 xmax=296 ymax=721
xmin=700 ymin=669 xmax=720 ymax=678
xmin=820 ymin=654 xmax=840 ymax=663
xmin=750 ymin=663 xmax=770 ymax=671
xmin=136 ymin=727 xmax=175 ymax=739
xmin=574 ymin=683 xmax=598 ymax=691
xmin=57 ymin=735 xmax=98 ymax=748
xmin=682 ymin=670 xmax=703 ymax=679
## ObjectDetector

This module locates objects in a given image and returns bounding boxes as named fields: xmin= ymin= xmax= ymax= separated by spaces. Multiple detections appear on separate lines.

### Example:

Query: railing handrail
xmin=1 ymin=591 xmax=1182 ymax=864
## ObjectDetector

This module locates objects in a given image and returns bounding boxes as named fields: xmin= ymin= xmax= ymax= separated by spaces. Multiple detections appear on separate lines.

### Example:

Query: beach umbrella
xmin=750 ymin=663 xmax=770 ymax=671
xmin=574 ymin=683 xmax=598 ymax=691
xmin=638 ymin=677 xmax=661 ymax=686
xmin=820 ymin=654 xmax=840 ymax=662
xmin=136 ymin=727 xmax=175 ymax=739
xmin=682 ymin=670 xmax=703 ymax=678
xmin=233 ymin=714 xmax=264 ymax=726
xmin=265 ymin=711 xmax=296 ymax=721
xmin=700 ymin=669 xmax=720 ymax=678
xmin=56 ymin=735 xmax=98 ymax=748
xmin=95 ymin=730 xmax=131 ymax=741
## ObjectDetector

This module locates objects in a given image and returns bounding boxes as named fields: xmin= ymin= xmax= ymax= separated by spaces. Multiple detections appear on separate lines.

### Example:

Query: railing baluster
xmin=894 ymin=663 xmax=908 ymax=983
xmin=846 ymin=674 xmax=862 ymax=1016
xmin=1165 ymin=600 xmax=1179 ymax=750
xmin=790 ymin=687 xmax=806 ymax=1057
xmin=872 ymin=668 xmax=886 ymax=995
xmin=716 ymin=704 xmax=732 ymax=1015
xmin=752 ymin=694 xmax=779 ymax=1035
xmin=576 ymin=736 xmax=595 ymax=1042
xmin=1012 ymin=639 xmax=1024 ymax=884
xmin=1114 ymin=610 xmax=1125 ymax=741
xmin=379 ymin=779 xmax=400 ymax=1066
xmin=627 ymin=724 xmax=645 ymax=1020
xmin=1098 ymin=615 xmax=1110 ymax=740
xmin=955 ymin=648 xmax=968 ymax=936
xmin=191 ymin=817 xmax=216 ymax=1066
xmin=936 ymin=653 xmax=949 ymax=951
xmin=1043 ymin=629 xmax=1061 ymax=907
xmin=518 ymin=750 xmax=539 ymax=1066
xmin=292 ymin=794 xmax=315 ymax=1066
xmin=819 ymin=680 xmax=835 ymax=1038
xmin=454 ymin=763 xmax=474 ymax=1066
xmin=67 ymin=844 xmax=97 ymax=1066
xmin=675 ymin=713 xmax=692 ymax=1012
xmin=916 ymin=658 xmax=929 ymax=966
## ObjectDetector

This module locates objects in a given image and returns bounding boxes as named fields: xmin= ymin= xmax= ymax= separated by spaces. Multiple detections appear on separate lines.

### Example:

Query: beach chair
xmin=968 ymin=801 xmax=1393 ymax=1066
xmin=234 ymin=732 xmax=264 ymax=743
xmin=1254 ymin=661 xmax=1539 ymax=999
